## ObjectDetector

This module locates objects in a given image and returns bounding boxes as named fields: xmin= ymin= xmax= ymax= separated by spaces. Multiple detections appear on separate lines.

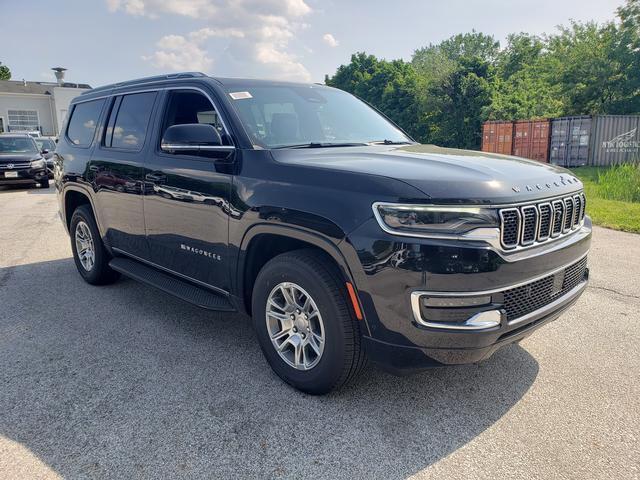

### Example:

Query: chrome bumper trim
xmin=411 ymin=255 xmax=588 ymax=330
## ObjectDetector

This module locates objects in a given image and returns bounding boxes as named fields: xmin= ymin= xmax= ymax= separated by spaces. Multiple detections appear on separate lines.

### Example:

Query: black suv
xmin=55 ymin=73 xmax=591 ymax=394
xmin=0 ymin=133 xmax=49 ymax=188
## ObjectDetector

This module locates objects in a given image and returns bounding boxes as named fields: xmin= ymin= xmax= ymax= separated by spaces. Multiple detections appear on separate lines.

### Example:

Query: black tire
xmin=252 ymin=249 xmax=367 ymax=394
xmin=70 ymin=205 xmax=120 ymax=285
xmin=39 ymin=177 xmax=49 ymax=188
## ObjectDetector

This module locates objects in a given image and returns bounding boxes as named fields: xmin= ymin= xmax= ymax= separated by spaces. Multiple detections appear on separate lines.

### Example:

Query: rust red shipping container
xmin=482 ymin=119 xmax=550 ymax=163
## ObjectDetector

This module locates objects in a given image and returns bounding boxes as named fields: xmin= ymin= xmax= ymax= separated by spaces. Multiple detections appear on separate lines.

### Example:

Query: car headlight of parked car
xmin=30 ymin=159 xmax=46 ymax=169
xmin=373 ymin=202 xmax=499 ymax=237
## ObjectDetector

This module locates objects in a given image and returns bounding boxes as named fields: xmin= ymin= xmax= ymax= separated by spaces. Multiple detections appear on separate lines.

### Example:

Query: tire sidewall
xmin=70 ymin=207 xmax=106 ymax=284
xmin=252 ymin=258 xmax=351 ymax=393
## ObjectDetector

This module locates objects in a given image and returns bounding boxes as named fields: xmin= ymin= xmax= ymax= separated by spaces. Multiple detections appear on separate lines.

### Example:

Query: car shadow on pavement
xmin=0 ymin=258 xmax=539 ymax=479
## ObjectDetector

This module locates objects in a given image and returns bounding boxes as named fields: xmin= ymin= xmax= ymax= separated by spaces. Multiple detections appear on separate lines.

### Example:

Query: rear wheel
xmin=252 ymin=249 xmax=366 ymax=394
xmin=70 ymin=205 xmax=120 ymax=285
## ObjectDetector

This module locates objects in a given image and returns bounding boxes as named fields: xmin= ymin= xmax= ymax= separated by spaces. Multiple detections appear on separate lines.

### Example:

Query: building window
xmin=0 ymin=117 xmax=4 ymax=133
xmin=8 ymin=109 xmax=40 ymax=132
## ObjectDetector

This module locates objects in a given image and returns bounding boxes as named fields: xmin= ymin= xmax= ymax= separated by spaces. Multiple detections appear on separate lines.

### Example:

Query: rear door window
xmin=67 ymin=99 xmax=105 ymax=147
xmin=105 ymin=92 xmax=157 ymax=151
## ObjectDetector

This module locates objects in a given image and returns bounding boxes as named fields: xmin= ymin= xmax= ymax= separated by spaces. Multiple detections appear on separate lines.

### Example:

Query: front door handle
xmin=145 ymin=171 xmax=167 ymax=183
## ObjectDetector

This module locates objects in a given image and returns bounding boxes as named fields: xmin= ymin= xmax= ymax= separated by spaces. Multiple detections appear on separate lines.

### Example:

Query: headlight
xmin=373 ymin=202 xmax=499 ymax=237
xmin=30 ymin=159 xmax=45 ymax=169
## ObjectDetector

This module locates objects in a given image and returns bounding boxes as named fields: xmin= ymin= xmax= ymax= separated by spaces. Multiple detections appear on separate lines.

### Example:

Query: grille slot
xmin=499 ymin=192 xmax=585 ymax=249
xmin=500 ymin=209 xmax=520 ymax=248
xmin=503 ymin=257 xmax=588 ymax=321
xmin=538 ymin=203 xmax=552 ymax=240
xmin=573 ymin=195 xmax=582 ymax=227
xmin=552 ymin=200 xmax=564 ymax=236
xmin=563 ymin=197 xmax=574 ymax=232
xmin=521 ymin=206 xmax=538 ymax=245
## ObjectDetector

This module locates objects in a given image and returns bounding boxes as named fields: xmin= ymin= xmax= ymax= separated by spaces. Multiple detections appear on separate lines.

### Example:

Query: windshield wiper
xmin=368 ymin=139 xmax=413 ymax=145
xmin=273 ymin=142 xmax=369 ymax=149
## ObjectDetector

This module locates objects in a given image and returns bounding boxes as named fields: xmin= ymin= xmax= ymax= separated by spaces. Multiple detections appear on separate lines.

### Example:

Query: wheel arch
xmin=236 ymin=224 xmax=361 ymax=319
xmin=62 ymin=185 xmax=102 ymax=235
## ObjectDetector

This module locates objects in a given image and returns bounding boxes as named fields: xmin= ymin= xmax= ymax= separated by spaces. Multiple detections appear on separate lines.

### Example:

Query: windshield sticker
xmin=229 ymin=91 xmax=253 ymax=100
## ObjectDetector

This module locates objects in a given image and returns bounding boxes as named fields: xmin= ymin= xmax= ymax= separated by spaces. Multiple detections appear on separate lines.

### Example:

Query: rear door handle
xmin=145 ymin=171 xmax=167 ymax=183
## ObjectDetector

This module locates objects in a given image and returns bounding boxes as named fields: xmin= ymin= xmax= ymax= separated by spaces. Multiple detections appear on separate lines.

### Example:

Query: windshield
xmin=225 ymin=84 xmax=411 ymax=149
xmin=35 ymin=138 xmax=56 ymax=151
xmin=0 ymin=137 xmax=38 ymax=154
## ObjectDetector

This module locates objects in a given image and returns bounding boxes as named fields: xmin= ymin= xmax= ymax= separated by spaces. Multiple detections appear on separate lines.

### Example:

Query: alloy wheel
xmin=75 ymin=221 xmax=95 ymax=271
xmin=265 ymin=282 xmax=325 ymax=370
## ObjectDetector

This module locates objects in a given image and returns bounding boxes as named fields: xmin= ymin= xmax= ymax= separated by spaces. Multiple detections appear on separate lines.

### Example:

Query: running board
xmin=109 ymin=257 xmax=235 ymax=311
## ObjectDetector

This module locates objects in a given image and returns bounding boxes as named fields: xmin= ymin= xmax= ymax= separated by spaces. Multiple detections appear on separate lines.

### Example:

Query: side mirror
xmin=160 ymin=124 xmax=234 ymax=154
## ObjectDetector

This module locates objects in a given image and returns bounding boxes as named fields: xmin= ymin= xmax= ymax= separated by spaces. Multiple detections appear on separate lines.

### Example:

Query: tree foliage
xmin=0 ymin=62 xmax=10 ymax=81
xmin=325 ymin=0 xmax=640 ymax=149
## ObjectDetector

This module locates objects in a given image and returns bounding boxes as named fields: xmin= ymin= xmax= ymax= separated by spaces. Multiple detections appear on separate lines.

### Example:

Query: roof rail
xmin=81 ymin=72 xmax=207 ymax=95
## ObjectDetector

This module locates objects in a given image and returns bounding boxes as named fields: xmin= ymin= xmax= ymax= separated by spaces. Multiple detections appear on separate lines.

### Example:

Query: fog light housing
xmin=411 ymin=292 xmax=503 ymax=330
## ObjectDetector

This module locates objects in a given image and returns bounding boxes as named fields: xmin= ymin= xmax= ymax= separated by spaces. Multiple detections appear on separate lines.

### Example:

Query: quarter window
xmin=67 ymin=99 xmax=105 ymax=147
xmin=105 ymin=92 xmax=157 ymax=150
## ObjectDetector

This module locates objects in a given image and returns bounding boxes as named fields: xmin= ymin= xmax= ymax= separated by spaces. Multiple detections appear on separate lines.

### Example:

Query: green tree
xmin=612 ymin=0 xmax=640 ymax=113
xmin=0 ymin=62 xmax=10 ymax=80
xmin=325 ymin=1 xmax=640 ymax=150
xmin=486 ymin=33 xmax=562 ymax=120
xmin=326 ymin=52 xmax=423 ymax=139
xmin=412 ymin=32 xmax=498 ymax=148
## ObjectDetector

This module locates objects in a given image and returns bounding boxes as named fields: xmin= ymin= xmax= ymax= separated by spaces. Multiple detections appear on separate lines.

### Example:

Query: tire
xmin=252 ymin=249 xmax=367 ymax=394
xmin=39 ymin=178 xmax=49 ymax=188
xmin=70 ymin=205 xmax=120 ymax=285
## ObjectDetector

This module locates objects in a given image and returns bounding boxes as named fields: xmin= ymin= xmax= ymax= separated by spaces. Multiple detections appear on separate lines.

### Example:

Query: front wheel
xmin=252 ymin=249 xmax=366 ymax=394
xmin=39 ymin=177 xmax=49 ymax=188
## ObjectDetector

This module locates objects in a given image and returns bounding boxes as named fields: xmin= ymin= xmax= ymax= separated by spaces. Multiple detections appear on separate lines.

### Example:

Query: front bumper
xmin=364 ymin=273 xmax=587 ymax=373
xmin=346 ymin=216 xmax=592 ymax=372
xmin=0 ymin=167 xmax=48 ymax=184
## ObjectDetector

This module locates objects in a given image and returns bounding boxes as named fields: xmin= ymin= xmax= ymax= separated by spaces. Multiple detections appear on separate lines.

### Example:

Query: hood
xmin=0 ymin=153 xmax=42 ymax=166
xmin=270 ymin=144 xmax=583 ymax=204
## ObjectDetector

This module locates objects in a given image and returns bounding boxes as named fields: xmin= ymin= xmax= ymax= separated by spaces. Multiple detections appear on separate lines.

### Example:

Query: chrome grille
xmin=573 ymin=195 xmax=582 ymax=226
xmin=521 ymin=206 xmax=537 ymax=245
xmin=500 ymin=192 xmax=585 ymax=249
xmin=500 ymin=209 xmax=520 ymax=248
xmin=538 ymin=203 xmax=552 ymax=240
xmin=552 ymin=200 xmax=564 ymax=236
xmin=0 ymin=163 xmax=30 ymax=170
xmin=563 ymin=197 xmax=574 ymax=232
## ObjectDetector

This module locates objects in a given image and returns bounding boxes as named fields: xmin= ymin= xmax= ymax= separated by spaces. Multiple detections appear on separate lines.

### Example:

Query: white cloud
xmin=142 ymin=34 xmax=213 ymax=71
xmin=109 ymin=0 xmax=313 ymax=81
xmin=322 ymin=33 xmax=339 ymax=48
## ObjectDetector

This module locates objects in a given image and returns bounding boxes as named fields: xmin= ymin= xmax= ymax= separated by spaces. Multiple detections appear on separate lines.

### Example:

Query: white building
xmin=0 ymin=68 xmax=91 ymax=136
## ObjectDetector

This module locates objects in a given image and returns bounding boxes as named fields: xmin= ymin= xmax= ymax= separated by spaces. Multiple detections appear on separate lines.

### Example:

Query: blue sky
xmin=1 ymin=0 xmax=625 ymax=88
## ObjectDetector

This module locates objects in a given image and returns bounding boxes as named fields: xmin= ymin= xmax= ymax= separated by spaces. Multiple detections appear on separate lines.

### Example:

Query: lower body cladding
xmin=347 ymin=217 xmax=592 ymax=373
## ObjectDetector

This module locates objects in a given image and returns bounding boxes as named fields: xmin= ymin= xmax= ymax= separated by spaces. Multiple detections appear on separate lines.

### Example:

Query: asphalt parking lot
xmin=0 ymin=185 xmax=638 ymax=479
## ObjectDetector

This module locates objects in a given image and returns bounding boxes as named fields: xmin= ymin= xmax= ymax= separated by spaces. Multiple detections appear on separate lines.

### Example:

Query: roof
xmin=0 ymin=80 xmax=91 ymax=95
xmin=78 ymin=72 xmax=329 ymax=103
